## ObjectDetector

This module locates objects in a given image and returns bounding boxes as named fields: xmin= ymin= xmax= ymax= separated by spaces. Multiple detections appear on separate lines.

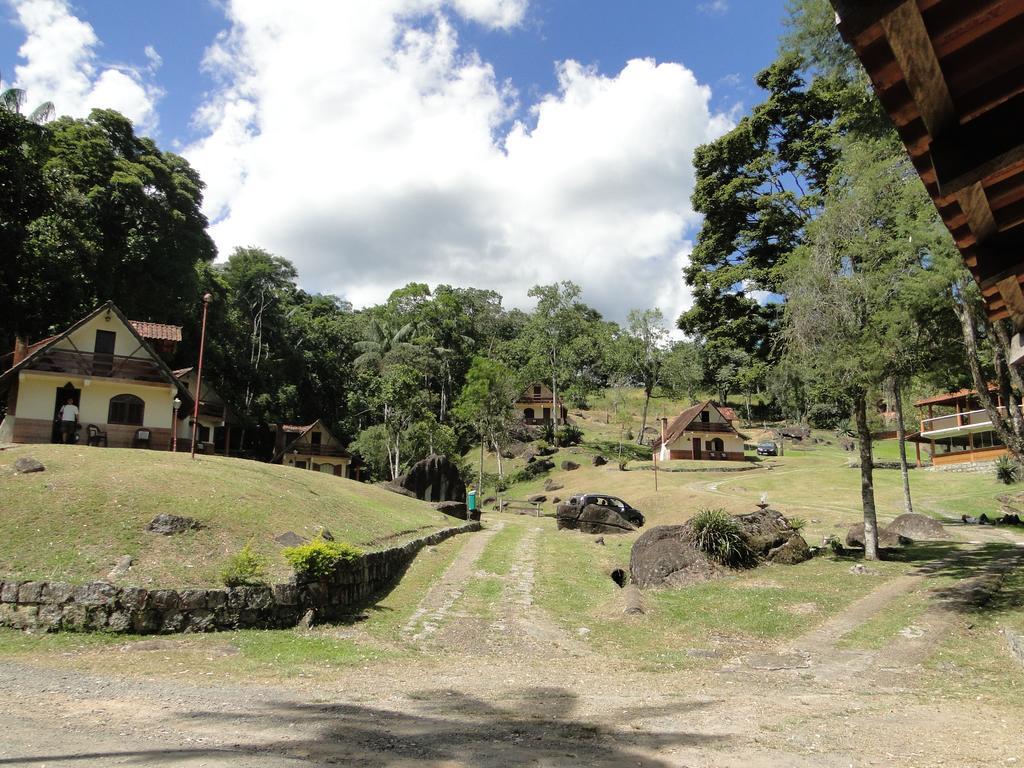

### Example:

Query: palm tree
xmin=1 ymin=73 xmax=54 ymax=123
xmin=353 ymin=319 xmax=418 ymax=372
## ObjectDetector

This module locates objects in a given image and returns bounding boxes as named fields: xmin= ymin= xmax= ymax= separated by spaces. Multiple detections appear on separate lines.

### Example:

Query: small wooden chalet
xmin=172 ymin=368 xmax=242 ymax=455
xmin=652 ymin=401 xmax=746 ymax=462
xmin=514 ymin=383 xmax=568 ymax=426
xmin=270 ymin=419 xmax=352 ymax=477
xmin=0 ymin=301 xmax=193 ymax=449
xmin=909 ymin=386 xmax=1009 ymax=467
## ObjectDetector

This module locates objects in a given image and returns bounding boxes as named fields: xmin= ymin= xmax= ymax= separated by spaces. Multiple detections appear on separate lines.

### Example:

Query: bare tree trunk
xmin=637 ymin=387 xmax=651 ymax=445
xmin=953 ymin=285 xmax=1024 ymax=461
xmin=492 ymin=432 xmax=504 ymax=478
xmin=854 ymin=392 xmax=879 ymax=561
xmin=478 ymin=438 xmax=484 ymax=496
xmin=892 ymin=379 xmax=914 ymax=515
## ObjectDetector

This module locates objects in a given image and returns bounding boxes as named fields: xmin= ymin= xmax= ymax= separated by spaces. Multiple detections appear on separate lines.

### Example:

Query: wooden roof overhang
xmin=830 ymin=0 xmax=1024 ymax=326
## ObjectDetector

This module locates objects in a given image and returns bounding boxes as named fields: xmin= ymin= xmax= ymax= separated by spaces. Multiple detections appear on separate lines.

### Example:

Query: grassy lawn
xmin=531 ymin=518 xmax=914 ymax=666
xmin=0 ymin=444 xmax=458 ymax=587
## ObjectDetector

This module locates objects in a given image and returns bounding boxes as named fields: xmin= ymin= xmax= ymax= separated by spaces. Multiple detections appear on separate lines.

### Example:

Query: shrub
xmin=995 ymin=455 xmax=1019 ymax=485
xmin=688 ymin=508 xmax=756 ymax=568
xmin=282 ymin=539 xmax=363 ymax=579
xmin=220 ymin=543 xmax=268 ymax=587
xmin=555 ymin=424 xmax=583 ymax=446
xmin=788 ymin=516 xmax=807 ymax=532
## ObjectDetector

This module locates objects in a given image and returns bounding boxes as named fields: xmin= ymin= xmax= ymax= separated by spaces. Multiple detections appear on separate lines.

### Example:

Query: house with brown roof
xmin=514 ymin=382 xmax=568 ymax=426
xmin=651 ymin=401 xmax=746 ymax=462
xmin=0 ymin=301 xmax=192 ymax=449
xmin=270 ymin=419 xmax=352 ymax=477
xmin=908 ymin=386 xmax=1010 ymax=468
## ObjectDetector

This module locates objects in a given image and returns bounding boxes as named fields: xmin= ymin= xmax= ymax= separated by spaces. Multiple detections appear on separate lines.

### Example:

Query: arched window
xmin=523 ymin=408 xmax=535 ymax=421
xmin=711 ymin=438 xmax=724 ymax=452
xmin=108 ymin=394 xmax=145 ymax=425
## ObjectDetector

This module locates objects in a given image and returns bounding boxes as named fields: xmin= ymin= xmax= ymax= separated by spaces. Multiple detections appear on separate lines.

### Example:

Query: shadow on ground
xmin=0 ymin=686 xmax=727 ymax=766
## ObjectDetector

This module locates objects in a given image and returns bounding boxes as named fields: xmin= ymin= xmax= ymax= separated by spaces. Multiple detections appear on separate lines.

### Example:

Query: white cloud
xmin=697 ymin=1 xmax=729 ymax=15
xmin=8 ymin=0 xmax=162 ymax=131
xmin=186 ymin=0 xmax=731 ymax=327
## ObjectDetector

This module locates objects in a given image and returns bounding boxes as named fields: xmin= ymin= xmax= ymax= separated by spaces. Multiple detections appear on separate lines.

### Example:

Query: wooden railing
xmin=29 ymin=347 xmax=165 ymax=383
xmin=685 ymin=422 xmax=734 ymax=433
xmin=920 ymin=405 xmax=1022 ymax=434
xmin=290 ymin=444 xmax=349 ymax=458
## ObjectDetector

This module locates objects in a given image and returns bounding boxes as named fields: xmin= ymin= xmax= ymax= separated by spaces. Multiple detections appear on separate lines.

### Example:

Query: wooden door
xmin=52 ymin=383 xmax=81 ymax=443
xmin=94 ymin=330 xmax=116 ymax=375
xmin=692 ymin=437 xmax=701 ymax=460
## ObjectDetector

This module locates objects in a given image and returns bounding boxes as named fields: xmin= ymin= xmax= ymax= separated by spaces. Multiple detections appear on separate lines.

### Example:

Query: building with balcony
xmin=0 ymin=301 xmax=192 ymax=449
xmin=172 ymin=367 xmax=242 ymax=455
xmin=652 ymin=401 xmax=746 ymax=462
xmin=514 ymin=383 xmax=568 ymax=426
xmin=270 ymin=419 xmax=352 ymax=477
xmin=912 ymin=387 xmax=1011 ymax=467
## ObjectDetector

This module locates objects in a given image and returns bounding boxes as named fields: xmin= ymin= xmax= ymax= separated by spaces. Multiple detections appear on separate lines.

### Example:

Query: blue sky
xmin=1 ymin=0 xmax=790 ymax=323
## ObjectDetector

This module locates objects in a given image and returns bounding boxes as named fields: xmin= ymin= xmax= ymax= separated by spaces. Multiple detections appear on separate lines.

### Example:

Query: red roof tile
xmin=130 ymin=320 xmax=182 ymax=342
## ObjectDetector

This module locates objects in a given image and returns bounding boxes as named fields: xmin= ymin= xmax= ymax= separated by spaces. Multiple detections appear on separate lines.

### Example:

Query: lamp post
xmin=191 ymin=293 xmax=213 ymax=460
xmin=172 ymin=396 xmax=181 ymax=452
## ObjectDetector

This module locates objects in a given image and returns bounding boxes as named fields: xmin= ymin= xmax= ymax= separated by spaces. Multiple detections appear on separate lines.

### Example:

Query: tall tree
xmin=454 ymin=357 xmax=519 ymax=483
xmin=619 ymin=309 xmax=669 ymax=443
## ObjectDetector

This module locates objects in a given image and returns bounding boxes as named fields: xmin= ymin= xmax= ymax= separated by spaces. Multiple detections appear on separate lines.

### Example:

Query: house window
xmin=533 ymin=385 xmax=541 ymax=396
xmin=524 ymin=408 xmax=535 ymax=421
xmin=108 ymin=394 xmax=145 ymax=425
xmin=711 ymin=438 xmax=724 ymax=452
xmin=700 ymin=410 xmax=710 ymax=423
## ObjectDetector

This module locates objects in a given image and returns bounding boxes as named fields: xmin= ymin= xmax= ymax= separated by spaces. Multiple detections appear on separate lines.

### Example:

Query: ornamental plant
xmin=282 ymin=539 xmax=363 ymax=579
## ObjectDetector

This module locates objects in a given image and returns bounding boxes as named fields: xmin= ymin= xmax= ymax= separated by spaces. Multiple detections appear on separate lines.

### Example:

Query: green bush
xmin=788 ymin=516 xmax=807 ymax=532
xmin=688 ymin=508 xmax=756 ymax=568
xmin=995 ymin=455 xmax=1019 ymax=485
xmin=282 ymin=539 xmax=364 ymax=579
xmin=220 ymin=543 xmax=268 ymax=587
xmin=555 ymin=424 xmax=583 ymax=446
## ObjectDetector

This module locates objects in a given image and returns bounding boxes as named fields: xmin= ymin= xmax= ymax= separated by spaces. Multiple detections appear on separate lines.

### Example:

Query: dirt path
xmin=402 ymin=521 xmax=504 ymax=645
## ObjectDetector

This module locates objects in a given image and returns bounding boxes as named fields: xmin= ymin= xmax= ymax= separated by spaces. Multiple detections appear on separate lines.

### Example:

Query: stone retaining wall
xmin=0 ymin=522 xmax=481 ymax=634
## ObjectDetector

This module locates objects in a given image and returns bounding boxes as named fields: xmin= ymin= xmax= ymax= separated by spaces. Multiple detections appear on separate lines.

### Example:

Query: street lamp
xmin=172 ymin=396 xmax=182 ymax=452
xmin=191 ymin=293 xmax=213 ymax=460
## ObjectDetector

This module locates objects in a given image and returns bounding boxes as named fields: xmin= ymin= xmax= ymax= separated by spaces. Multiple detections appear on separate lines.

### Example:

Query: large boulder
xmin=629 ymin=525 xmax=728 ymax=588
xmin=884 ymin=513 xmax=950 ymax=540
xmin=629 ymin=507 xmax=811 ymax=588
xmin=766 ymin=534 xmax=812 ymax=565
xmin=435 ymin=500 xmax=475 ymax=520
xmin=394 ymin=454 xmax=466 ymax=503
xmin=845 ymin=523 xmax=910 ymax=550
xmin=560 ymin=460 xmax=580 ymax=471
xmin=592 ymin=455 xmax=608 ymax=466
xmin=557 ymin=503 xmax=638 ymax=535
xmin=733 ymin=508 xmax=792 ymax=553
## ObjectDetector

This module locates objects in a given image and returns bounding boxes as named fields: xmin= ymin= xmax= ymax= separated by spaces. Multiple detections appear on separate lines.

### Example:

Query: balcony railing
xmin=920 ymin=405 xmax=1022 ymax=434
xmin=28 ymin=347 xmax=166 ymax=383
xmin=685 ymin=422 xmax=734 ymax=433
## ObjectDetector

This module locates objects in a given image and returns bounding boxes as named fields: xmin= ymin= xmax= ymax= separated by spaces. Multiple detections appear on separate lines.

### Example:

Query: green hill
xmin=0 ymin=445 xmax=457 ymax=587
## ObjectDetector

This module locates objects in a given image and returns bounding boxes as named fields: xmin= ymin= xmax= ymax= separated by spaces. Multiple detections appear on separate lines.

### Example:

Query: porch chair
xmin=132 ymin=428 xmax=151 ymax=449
xmin=86 ymin=424 xmax=108 ymax=447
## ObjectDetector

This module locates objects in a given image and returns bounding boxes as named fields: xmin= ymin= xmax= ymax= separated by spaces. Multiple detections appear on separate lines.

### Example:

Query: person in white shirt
xmin=59 ymin=398 xmax=79 ymax=444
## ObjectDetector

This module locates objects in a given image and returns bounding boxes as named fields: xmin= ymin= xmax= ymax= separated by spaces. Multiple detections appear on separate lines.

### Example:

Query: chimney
xmin=660 ymin=417 xmax=668 ymax=445
xmin=274 ymin=423 xmax=287 ymax=454
xmin=12 ymin=337 xmax=27 ymax=366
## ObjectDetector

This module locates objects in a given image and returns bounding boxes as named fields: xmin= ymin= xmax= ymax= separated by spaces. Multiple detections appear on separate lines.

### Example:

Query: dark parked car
xmin=756 ymin=441 xmax=778 ymax=456
xmin=562 ymin=494 xmax=645 ymax=527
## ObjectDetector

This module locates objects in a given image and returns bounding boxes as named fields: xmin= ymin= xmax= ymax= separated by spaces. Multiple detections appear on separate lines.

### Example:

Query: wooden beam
xmin=931 ymin=91 xmax=1024 ymax=196
xmin=830 ymin=0 xmax=910 ymax=44
xmin=996 ymin=275 xmax=1024 ymax=330
xmin=956 ymin=182 xmax=999 ymax=240
xmin=880 ymin=1 xmax=956 ymax=135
